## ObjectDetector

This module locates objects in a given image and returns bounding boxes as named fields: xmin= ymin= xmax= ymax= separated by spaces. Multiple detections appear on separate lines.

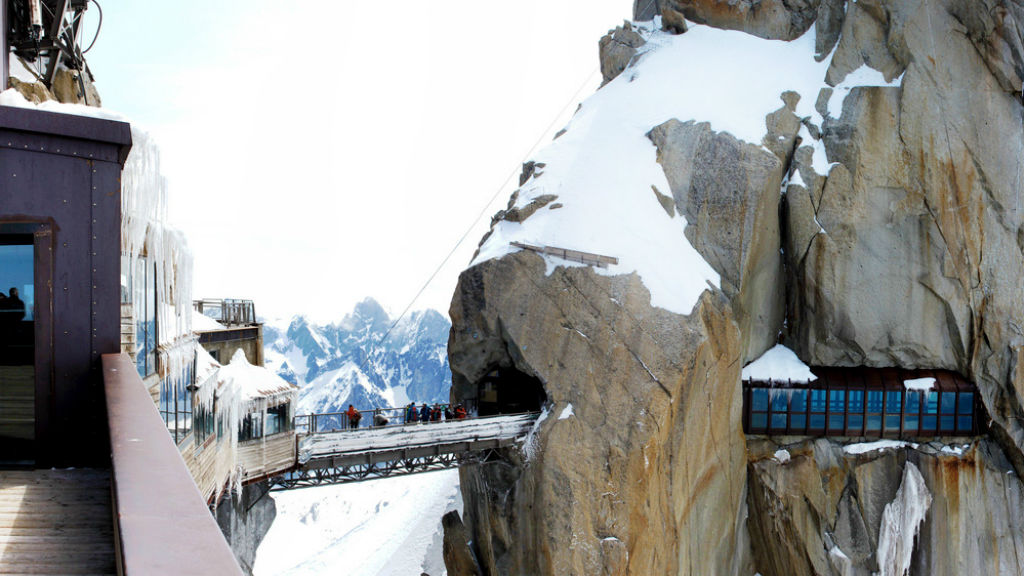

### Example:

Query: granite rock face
xmin=446 ymin=1 xmax=1024 ymax=574
xmin=599 ymin=22 xmax=646 ymax=85
xmin=785 ymin=0 xmax=1024 ymax=475
xmin=448 ymin=254 xmax=752 ymax=576
xmin=747 ymin=439 xmax=1024 ymax=576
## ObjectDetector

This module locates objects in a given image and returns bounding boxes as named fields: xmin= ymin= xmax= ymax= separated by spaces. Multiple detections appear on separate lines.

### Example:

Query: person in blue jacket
xmin=406 ymin=402 xmax=418 ymax=424
xmin=420 ymin=403 xmax=431 ymax=423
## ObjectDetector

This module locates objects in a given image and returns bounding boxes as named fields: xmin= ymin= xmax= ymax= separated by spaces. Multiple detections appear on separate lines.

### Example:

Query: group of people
xmin=403 ymin=402 xmax=467 ymax=424
xmin=342 ymin=402 xmax=469 ymax=430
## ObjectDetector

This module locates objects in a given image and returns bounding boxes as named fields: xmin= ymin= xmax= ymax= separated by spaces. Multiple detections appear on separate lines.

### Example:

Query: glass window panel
xmin=940 ymin=392 xmax=957 ymax=414
xmin=751 ymin=413 xmax=767 ymax=430
xmin=957 ymin=393 xmax=974 ymax=415
xmin=809 ymin=390 xmax=827 ymax=412
xmin=828 ymin=414 xmax=845 ymax=430
xmin=904 ymin=415 xmax=919 ymax=433
xmin=867 ymin=414 xmax=882 ymax=431
xmin=770 ymin=391 xmax=788 ymax=412
xmin=770 ymin=414 xmax=787 ymax=430
xmin=848 ymin=390 xmax=864 ymax=413
xmin=906 ymin=391 xmax=921 ymax=413
xmin=957 ymin=415 xmax=973 ymax=432
xmin=790 ymin=414 xmax=806 ymax=431
xmin=922 ymin=415 xmax=937 ymax=431
xmin=885 ymin=414 xmax=901 ymax=432
xmin=810 ymin=414 xmax=826 ymax=429
xmin=924 ymin=392 xmax=939 ymax=414
xmin=847 ymin=415 xmax=864 ymax=431
xmin=790 ymin=390 xmax=807 ymax=412
xmin=866 ymin=390 xmax=884 ymax=413
xmin=885 ymin=391 xmax=902 ymax=414
xmin=829 ymin=390 xmax=846 ymax=412
xmin=940 ymin=415 xmax=956 ymax=431
xmin=751 ymin=390 xmax=769 ymax=412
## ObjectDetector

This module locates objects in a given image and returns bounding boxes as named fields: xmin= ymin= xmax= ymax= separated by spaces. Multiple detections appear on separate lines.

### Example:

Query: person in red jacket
xmin=346 ymin=405 xmax=361 ymax=430
xmin=454 ymin=404 xmax=468 ymax=420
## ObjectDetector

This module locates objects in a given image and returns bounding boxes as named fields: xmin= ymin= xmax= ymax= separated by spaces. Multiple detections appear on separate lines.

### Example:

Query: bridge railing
xmin=295 ymin=404 xmax=472 ymax=435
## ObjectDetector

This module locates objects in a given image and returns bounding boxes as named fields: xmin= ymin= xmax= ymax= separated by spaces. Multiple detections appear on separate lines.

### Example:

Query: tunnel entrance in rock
xmin=475 ymin=368 xmax=547 ymax=416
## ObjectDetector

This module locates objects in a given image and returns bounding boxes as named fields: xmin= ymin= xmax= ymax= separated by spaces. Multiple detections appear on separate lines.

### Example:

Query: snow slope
xmin=473 ymin=22 xmax=847 ymax=315
xmin=254 ymin=470 xmax=461 ymax=576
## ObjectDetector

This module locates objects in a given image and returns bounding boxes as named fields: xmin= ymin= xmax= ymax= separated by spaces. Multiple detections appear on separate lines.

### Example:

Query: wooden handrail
xmin=103 ymin=353 xmax=244 ymax=576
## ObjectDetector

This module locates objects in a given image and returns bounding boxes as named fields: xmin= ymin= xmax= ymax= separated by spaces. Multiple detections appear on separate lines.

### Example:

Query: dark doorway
xmin=477 ymin=368 xmax=547 ymax=417
xmin=0 ymin=234 xmax=35 ymax=464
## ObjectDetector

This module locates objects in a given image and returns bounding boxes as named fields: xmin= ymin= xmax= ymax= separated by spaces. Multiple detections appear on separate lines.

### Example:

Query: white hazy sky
xmin=85 ymin=0 xmax=633 ymax=324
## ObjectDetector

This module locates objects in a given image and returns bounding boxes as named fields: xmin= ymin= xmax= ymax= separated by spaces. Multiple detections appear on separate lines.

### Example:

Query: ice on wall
xmin=876 ymin=462 xmax=931 ymax=576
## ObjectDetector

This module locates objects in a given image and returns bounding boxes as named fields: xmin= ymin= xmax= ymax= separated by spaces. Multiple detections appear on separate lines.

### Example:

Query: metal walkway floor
xmin=0 ymin=469 xmax=115 ymax=575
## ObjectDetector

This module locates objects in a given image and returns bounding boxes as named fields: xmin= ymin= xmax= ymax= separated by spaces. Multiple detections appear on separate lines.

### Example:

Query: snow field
xmin=254 ymin=469 xmax=461 ymax=576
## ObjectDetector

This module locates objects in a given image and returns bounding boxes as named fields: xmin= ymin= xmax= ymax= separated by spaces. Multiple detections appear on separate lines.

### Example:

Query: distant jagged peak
xmin=336 ymin=297 xmax=391 ymax=334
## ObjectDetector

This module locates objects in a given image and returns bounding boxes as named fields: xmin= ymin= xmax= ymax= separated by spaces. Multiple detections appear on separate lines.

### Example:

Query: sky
xmin=84 ymin=0 xmax=633 ymax=324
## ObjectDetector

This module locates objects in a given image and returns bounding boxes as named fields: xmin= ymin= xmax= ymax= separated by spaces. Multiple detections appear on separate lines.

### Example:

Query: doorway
xmin=0 ymin=234 xmax=35 ymax=464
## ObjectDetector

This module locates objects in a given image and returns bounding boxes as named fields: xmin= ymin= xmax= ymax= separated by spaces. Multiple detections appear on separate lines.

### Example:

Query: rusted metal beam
xmin=511 ymin=241 xmax=618 ymax=268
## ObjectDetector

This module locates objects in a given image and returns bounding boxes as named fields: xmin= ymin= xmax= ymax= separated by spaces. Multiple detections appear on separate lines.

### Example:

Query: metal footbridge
xmin=267 ymin=412 xmax=540 ymax=490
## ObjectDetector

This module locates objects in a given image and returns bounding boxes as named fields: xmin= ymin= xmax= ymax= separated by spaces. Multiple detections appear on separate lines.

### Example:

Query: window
xmin=134 ymin=258 xmax=157 ymax=378
xmin=195 ymin=399 xmax=215 ymax=444
xmin=265 ymin=403 xmax=292 ymax=436
xmin=158 ymin=353 xmax=194 ymax=445
xmin=744 ymin=370 xmax=979 ymax=439
xmin=240 ymin=412 xmax=264 ymax=441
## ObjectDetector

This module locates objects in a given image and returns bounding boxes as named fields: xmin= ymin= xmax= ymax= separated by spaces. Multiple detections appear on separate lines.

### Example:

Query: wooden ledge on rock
xmin=510 ymin=241 xmax=619 ymax=268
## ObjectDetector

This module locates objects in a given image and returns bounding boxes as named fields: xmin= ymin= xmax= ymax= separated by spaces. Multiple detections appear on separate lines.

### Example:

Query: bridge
xmin=265 ymin=412 xmax=540 ymax=490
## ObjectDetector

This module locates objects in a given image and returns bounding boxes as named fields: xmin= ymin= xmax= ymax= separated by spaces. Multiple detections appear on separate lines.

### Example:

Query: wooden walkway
xmin=0 ymin=469 xmax=115 ymax=575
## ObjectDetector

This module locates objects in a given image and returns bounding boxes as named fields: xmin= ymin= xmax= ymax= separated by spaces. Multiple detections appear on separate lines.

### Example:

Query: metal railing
xmin=294 ymin=404 xmax=470 ymax=435
xmin=193 ymin=298 xmax=256 ymax=326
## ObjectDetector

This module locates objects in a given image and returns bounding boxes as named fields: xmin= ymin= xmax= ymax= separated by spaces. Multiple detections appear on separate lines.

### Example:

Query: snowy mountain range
xmin=263 ymin=298 xmax=452 ymax=414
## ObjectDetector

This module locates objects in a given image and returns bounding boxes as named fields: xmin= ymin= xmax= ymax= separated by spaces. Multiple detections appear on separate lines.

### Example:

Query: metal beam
xmin=268 ymin=448 xmax=504 ymax=491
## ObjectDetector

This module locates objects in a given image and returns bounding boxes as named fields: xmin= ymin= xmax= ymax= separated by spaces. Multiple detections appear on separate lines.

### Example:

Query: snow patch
xmin=558 ymin=403 xmax=575 ymax=420
xmin=902 ymin=378 xmax=935 ymax=392
xmin=826 ymin=64 xmax=904 ymax=118
xmin=192 ymin=310 xmax=225 ymax=331
xmin=773 ymin=449 xmax=791 ymax=464
xmin=843 ymin=440 xmax=918 ymax=455
xmin=742 ymin=344 xmax=817 ymax=383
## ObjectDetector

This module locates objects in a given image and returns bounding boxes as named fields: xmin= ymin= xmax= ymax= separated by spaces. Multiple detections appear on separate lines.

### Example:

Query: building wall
xmin=0 ymin=106 xmax=131 ymax=466
xmin=199 ymin=325 xmax=264 ymax=367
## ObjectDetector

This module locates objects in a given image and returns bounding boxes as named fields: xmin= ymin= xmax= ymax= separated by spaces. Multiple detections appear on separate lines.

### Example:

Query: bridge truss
xmin=266 ymin=413 xmax=539 ymax=491
xmin=267 ymin=447 xmax=503 ymax=490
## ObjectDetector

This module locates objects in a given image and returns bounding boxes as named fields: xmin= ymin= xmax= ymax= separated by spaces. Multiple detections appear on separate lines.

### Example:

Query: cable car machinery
xmin=3 ymin=0 xmax=101 ymax=102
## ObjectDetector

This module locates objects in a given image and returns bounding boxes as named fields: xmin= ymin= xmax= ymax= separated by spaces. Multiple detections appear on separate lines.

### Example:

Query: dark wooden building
xmin=0 ymin=105 xmax=131 ymax=467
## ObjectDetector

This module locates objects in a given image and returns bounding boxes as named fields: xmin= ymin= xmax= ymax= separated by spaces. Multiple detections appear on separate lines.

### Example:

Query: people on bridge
xmin=373 ymin=409 xmax=389 ymax=427
xmin=444 ymin=405 xmax=453 ymax=420
xmin=406 ymin=402 xmax=418 ymax=424
xmin=346 ymin=404 xmax=361 ymax=429
xmin=454 ymin=404 xmax=467 ymax=420
xmin=430 ymin=404 xmax=442 ymax=422
xmin=420 ymin=403 xmax=430 ymax=423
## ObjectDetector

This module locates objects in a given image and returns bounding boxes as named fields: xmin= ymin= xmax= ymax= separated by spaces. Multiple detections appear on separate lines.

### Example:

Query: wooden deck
xmin=0 ymin=469 xmax=115 ymax=575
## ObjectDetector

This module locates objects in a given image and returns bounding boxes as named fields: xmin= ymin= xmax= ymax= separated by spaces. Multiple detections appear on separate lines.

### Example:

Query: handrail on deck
xmin=103 ymin=353 xmax=244 ymax=576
